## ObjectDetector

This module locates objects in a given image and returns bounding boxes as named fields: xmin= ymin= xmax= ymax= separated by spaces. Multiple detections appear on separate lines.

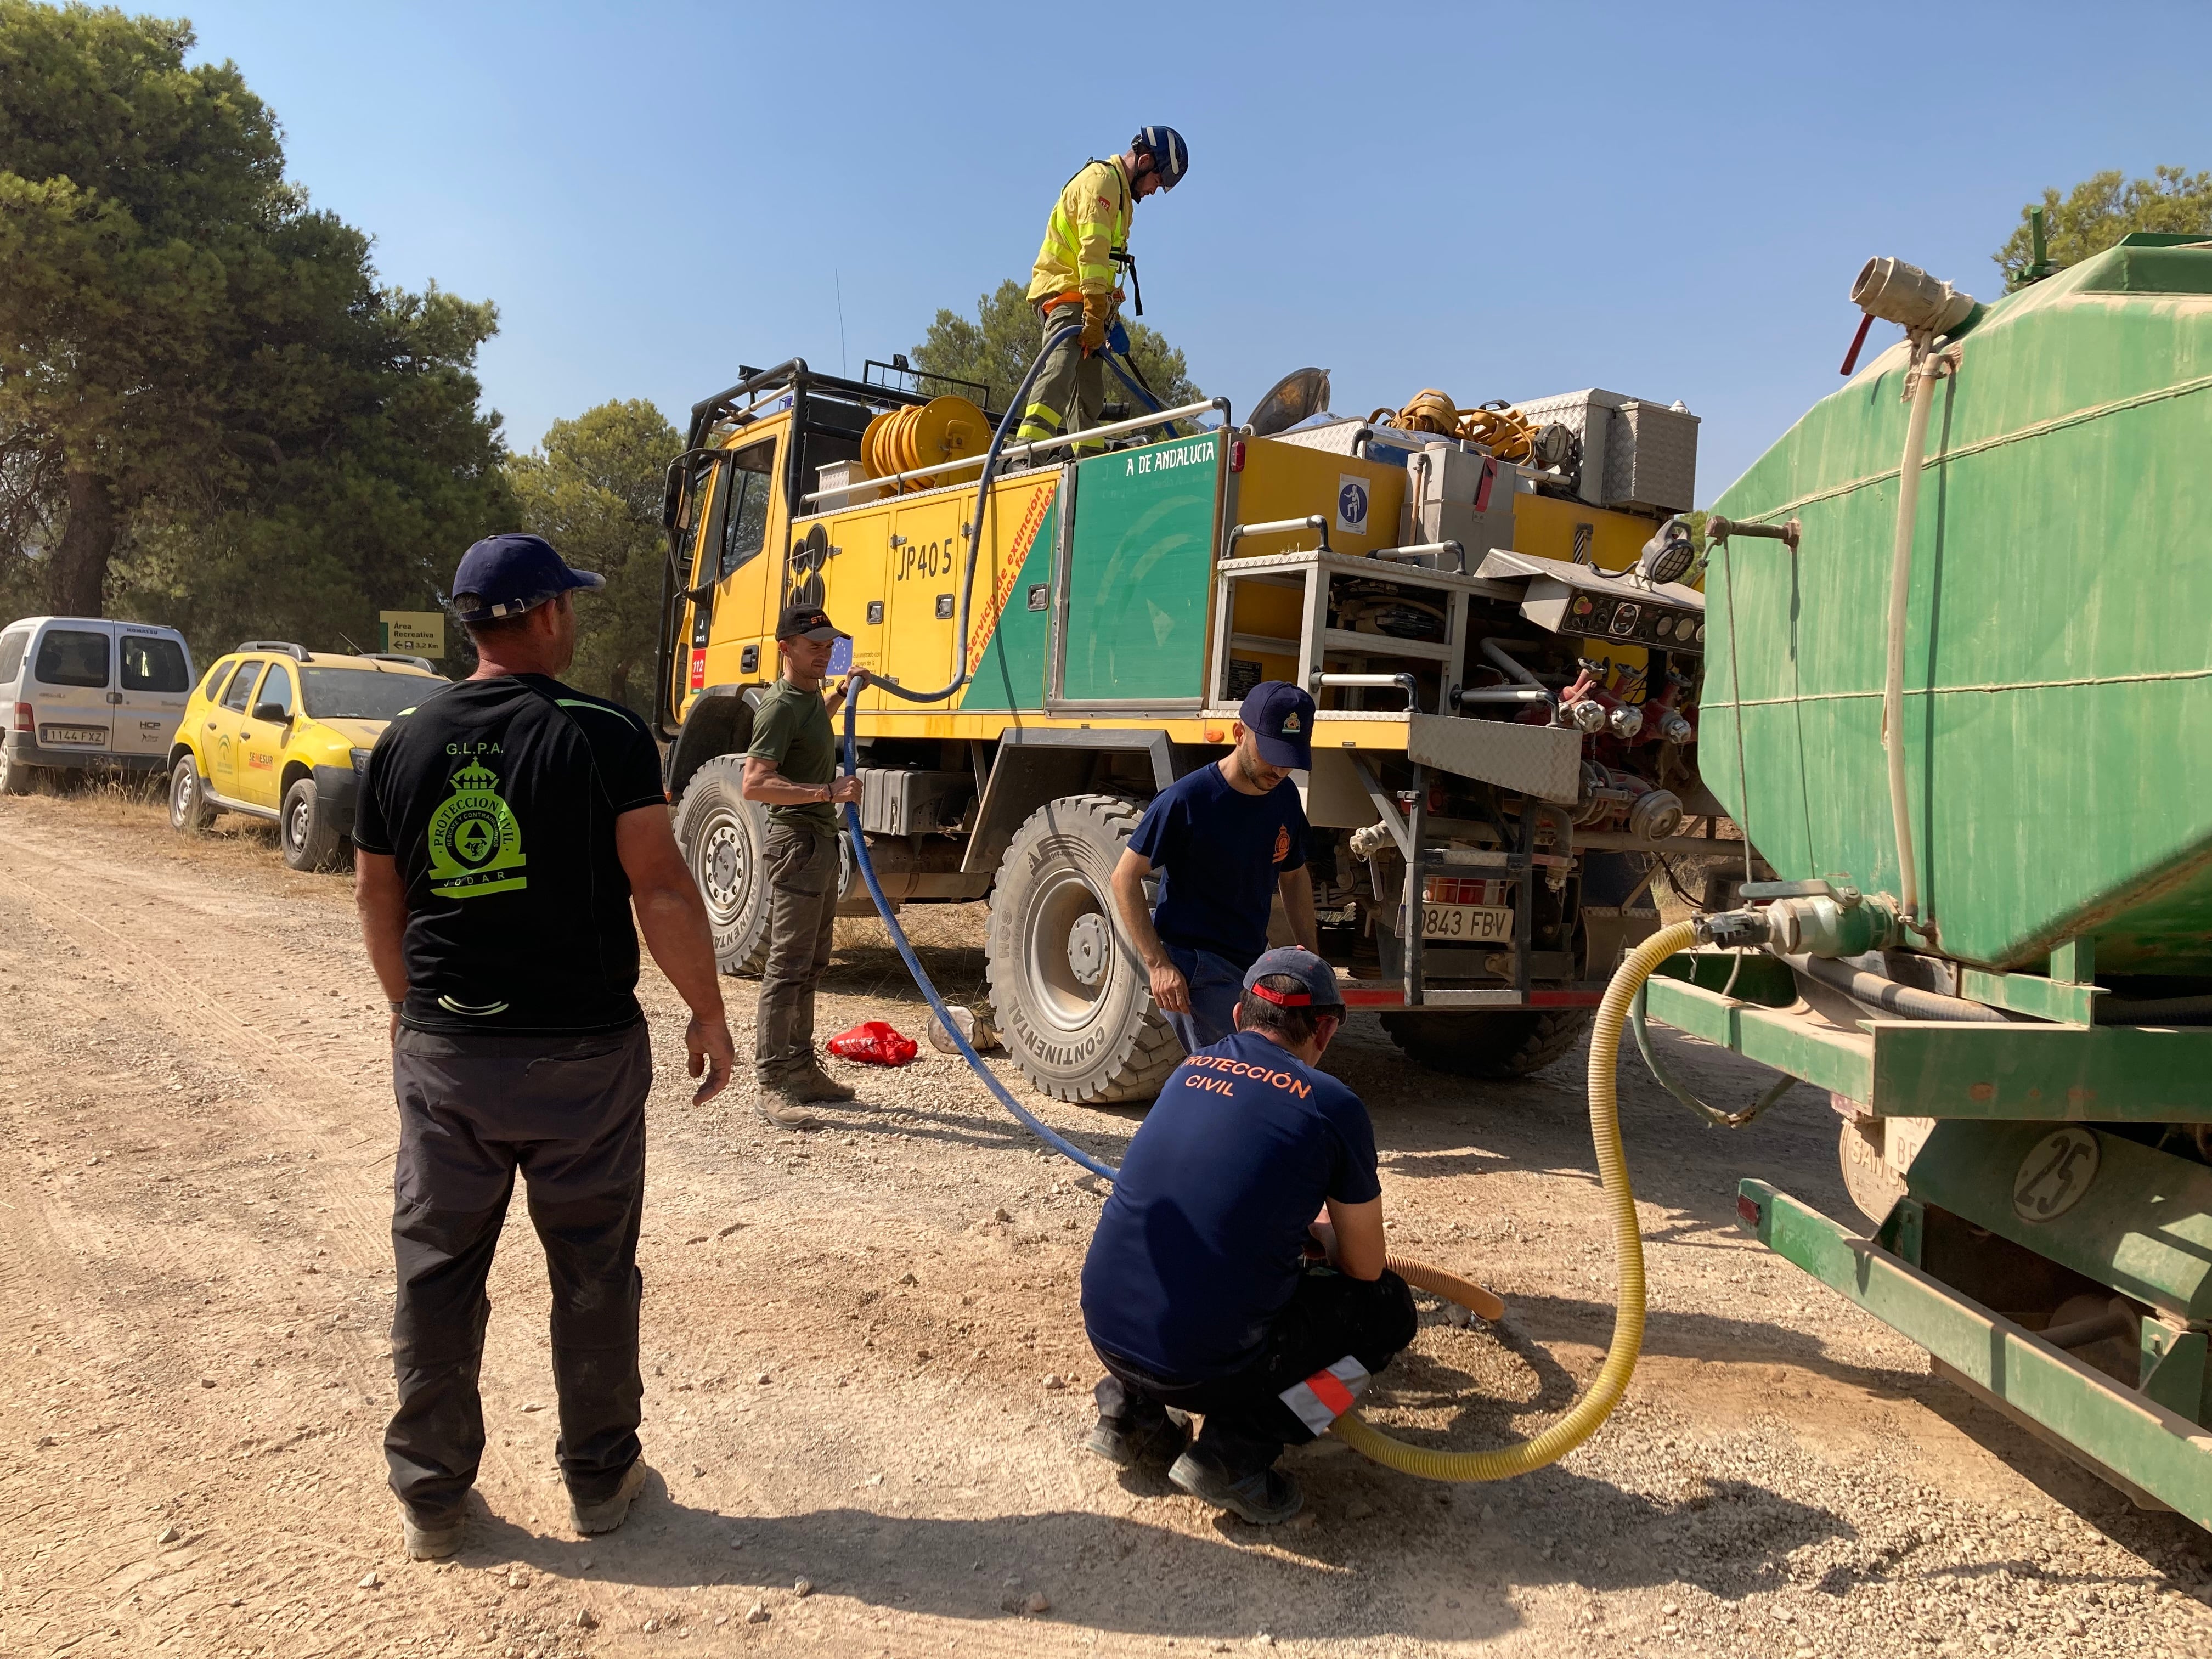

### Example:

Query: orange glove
xmin=1080 ymin=294 xmax=1110 ymax=354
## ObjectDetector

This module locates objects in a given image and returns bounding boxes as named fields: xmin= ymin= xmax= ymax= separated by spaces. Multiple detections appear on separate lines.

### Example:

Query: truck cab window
xmin=719 ymin=440 xmax=776 ymax=579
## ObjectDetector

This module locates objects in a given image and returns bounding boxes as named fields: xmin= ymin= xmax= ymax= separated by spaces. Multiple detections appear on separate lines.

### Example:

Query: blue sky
xmin=184 ymin=0 xmax=2208 ymax=498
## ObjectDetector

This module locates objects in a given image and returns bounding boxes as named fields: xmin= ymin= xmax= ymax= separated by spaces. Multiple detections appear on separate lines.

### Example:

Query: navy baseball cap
xmin=1242 ymin=946 xmax=1344 ymax=1013
xmin=1239 ymin=680 xmax=1315 ymax=770
xmin=776 ymin=603 xmax=850 ymax=642
xmin=449 ymin=533 xmax=603 ymax=622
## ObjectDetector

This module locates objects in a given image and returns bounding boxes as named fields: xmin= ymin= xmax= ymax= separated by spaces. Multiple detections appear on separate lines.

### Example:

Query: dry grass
xmin=2 ymin=771 xmax=290 ymax=877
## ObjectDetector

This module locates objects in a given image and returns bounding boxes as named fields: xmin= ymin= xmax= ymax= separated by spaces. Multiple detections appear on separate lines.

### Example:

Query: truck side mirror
xmin=661 ymin=461 xmax=686 ymax=531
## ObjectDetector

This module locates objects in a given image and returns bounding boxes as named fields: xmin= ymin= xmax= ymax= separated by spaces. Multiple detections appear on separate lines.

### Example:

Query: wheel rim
xmin=172 ymin=768 xmax=193 ymax=821
xmin=287 ymin=796 xmax=309 ymax=848
xmin=1023 ymin=860 xmax=1114 ymax=1031
xmin=696 ymin=807 xmax=752 ymax=926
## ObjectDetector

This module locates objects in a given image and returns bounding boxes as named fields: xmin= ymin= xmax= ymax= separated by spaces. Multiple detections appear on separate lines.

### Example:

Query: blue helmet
xmin=1132 ymin=125 xmax=1189 ymax=190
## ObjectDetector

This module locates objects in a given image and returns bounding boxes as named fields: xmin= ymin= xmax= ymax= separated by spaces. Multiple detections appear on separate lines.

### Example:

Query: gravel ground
xmin=2 ymin=785 xmax=2209 ymax=1658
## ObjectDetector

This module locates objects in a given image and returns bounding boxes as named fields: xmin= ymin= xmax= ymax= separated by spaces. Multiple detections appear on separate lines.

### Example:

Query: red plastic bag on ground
xmin=826 ymin=1020 xmax=919 ymax=1066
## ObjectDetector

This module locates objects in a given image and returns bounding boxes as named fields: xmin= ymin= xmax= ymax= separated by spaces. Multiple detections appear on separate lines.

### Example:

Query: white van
xmin=0 ymin=617 xmax=196 ymax=795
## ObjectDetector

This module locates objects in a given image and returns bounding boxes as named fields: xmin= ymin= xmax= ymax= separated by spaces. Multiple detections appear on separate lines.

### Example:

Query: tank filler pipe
xmin=1885 ymin=339 xmax=1954 ymax=930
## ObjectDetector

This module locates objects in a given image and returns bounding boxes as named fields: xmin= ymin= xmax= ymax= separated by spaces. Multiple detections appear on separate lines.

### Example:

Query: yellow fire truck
xmin=655 ymin=358 xmax=1718 ymax=1104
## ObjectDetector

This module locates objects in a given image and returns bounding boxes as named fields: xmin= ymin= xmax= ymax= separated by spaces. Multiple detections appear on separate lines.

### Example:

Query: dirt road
xmin=4 ymin=791 xmax=2210 ymax=1658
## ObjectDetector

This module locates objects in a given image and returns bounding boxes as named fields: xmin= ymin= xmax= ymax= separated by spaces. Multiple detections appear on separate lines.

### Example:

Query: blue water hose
xmin=839 ymin=699 xmax=1118 ymax=1180
xmin=830 ymin=317 xmax=1119 ymax=1180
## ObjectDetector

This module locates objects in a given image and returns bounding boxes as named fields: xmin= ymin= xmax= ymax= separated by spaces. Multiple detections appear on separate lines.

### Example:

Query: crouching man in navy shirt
xmin=1078 ymin=947 xmax=1417 ymax=1524
xmin=1109 ymin=681 xmax=1321 ymax=1057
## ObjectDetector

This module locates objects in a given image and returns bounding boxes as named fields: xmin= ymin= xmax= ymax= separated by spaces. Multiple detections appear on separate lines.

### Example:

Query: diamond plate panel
xmin=1404 ymin=712 xmax=1581 ymax=803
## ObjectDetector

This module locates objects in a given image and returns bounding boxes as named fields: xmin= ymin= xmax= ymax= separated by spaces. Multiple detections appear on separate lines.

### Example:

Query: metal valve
xmin=1608 ymin=705 xmax=1644 ymax=741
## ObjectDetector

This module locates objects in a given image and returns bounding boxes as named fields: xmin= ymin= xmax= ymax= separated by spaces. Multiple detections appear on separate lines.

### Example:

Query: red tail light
xmin=1735 ymin=1194 xmax=1763 ymax=1231
xmin=1229 ymin=439 xmax=1246 ymax=473
xmin=12 ymin=702 xmax=30 ymax=733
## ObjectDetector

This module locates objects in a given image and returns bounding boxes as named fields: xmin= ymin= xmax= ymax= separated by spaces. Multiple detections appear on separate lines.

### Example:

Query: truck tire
xmin=674 ymin=755 xmax=773 ymax=976
xmin=280 ymin=777 xmax=348 ymax=872
xmin=1380 ymin=1008 xmax=1593 ymax=1080
xmin=986 ymin=794 xmax=1183 ymax=1105
xmin=168 ymin=754 xmax=215 ymax=832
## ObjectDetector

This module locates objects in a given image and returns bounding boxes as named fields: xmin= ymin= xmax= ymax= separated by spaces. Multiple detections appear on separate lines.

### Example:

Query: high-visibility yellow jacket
xmin=1026 ymin=158 xmax=1131 ymax=308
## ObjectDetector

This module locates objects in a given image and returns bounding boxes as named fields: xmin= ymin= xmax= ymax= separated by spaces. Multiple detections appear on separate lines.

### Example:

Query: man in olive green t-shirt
xmin=742 ymin=604 xmax=865 ymax=1128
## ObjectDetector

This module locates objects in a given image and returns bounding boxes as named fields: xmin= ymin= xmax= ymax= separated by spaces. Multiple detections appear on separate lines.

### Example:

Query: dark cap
xmin=1242 ymin=946 xmax=1344 ymax=1013
xmin=1238 ymin=679 xmax=1315 ymax=770
xmin=775 ymin=603 xmax=850 ymax=642
xmin=449 ymin=533 xmax=603 ymax=623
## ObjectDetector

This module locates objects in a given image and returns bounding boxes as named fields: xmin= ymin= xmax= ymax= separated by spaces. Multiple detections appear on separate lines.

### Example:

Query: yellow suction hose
xmin=1331 ymin=920 xmax=1697 ymax=1480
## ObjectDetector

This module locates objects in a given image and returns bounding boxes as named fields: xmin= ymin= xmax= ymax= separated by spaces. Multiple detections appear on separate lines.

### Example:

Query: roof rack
xmin=235 ymin=640 xmax=311 ymax=662
xmin=361 ymin=653 xmax=437 ymax=674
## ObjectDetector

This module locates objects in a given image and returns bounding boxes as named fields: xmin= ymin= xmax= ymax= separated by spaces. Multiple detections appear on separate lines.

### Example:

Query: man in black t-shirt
xmin=354 ymin=533 xmax=737 ymax=1561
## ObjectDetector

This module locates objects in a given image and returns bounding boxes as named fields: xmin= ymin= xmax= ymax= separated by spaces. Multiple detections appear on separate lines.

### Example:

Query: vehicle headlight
xmin=351 ymin=748 xmax=370 ymax=776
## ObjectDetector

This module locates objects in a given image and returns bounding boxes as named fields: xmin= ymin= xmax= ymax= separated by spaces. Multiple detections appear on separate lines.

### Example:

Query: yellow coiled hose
xmin=1331 ymin=920 xmax=1697 ymax=1480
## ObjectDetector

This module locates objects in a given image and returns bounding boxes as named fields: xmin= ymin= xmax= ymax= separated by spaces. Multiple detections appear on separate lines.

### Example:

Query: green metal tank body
xmin=1702 ymin=234 xmax=2212 ymax=973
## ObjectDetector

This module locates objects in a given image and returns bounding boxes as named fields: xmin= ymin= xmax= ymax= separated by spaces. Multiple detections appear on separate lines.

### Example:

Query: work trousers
xmin=1093 ymin=1268 xmax=1418 ymax=1479
xmin=385 ymin=1024 xmax=652 ymax=1522
xmin=1014 ymin=302 xmax=1107 ymax=454
xmin=1161 ymin=943 xmax=1248 ymax=1057
xmin=755 ymin=822 xmax=840 ymax=1083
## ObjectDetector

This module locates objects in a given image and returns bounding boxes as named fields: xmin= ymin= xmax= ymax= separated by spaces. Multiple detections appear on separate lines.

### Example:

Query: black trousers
xmin=1093 ymin=1267 xmax=1419 ymax=1479
xmin=385 ymin=1023 xmax=652 ymax=1521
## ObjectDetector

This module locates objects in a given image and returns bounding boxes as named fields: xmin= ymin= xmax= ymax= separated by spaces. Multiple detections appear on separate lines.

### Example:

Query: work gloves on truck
xmin=1080 ymin=291 xmax=1113 ymax=354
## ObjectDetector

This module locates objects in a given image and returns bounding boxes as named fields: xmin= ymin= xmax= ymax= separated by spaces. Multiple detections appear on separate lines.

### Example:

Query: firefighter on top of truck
xmin=1015 ymin=125 xmax=1189 ymax=454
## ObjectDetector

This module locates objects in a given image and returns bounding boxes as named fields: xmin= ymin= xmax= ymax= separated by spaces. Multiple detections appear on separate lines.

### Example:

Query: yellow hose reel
xmin=1370 ymin=390 xmax=1544 ymax=463
xmin=862 ymin=395 xmax=987 ymax=492
xmin=1333 ymin=920 xmax=1694 ymax=1481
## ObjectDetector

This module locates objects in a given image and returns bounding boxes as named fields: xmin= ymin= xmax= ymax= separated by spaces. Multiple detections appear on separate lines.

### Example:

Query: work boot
xmin=1168 ymin=1446 xmax=1304 ymax=1525
xmin=400 ymin=1506 xmax=465 ymax=1560
xmin=786 ymin=1060 xmax=856 ymax=1104
xmin=570 ymin=1460 xmax=648 ymax=1536
xmin=753 ymin=1081 xmax=821 ymax=1131
xmin=1086 ymin=1403 xmax=1191 ymax=1468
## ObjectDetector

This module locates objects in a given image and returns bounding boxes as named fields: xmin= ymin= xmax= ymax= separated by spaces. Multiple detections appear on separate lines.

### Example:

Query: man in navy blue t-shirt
xmin=1079 ymin=948 xmax=1417 ymax=1525
xmin=1109 ymin=681 xmax=1320 ymax=1055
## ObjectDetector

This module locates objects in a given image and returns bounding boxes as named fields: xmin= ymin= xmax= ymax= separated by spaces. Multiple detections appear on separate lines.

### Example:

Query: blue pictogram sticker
xmin=1336 ymin=476 xmax=1369 ymax=534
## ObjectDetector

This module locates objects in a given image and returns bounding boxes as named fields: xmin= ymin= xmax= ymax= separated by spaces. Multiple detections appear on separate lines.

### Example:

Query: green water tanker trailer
xmin=1647 ymin=233 xmax=2212 ymax=1520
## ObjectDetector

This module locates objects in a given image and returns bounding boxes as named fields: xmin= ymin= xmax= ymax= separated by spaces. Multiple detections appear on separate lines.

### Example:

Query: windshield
xmin=300 ymin=667 xmax=442 ymax=721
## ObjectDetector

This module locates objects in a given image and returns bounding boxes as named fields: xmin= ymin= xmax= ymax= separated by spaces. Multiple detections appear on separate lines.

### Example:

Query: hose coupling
xmin=1693 ymin=909 xmax=1773 ymax=950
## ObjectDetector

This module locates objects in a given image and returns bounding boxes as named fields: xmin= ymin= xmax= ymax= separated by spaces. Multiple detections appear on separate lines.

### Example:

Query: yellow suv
xmin=167 ymin=642 xmax=447 ymax=870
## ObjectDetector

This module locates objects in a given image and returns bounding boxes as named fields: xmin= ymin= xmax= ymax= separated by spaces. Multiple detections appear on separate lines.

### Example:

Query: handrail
xmin=1370 ymin=539 xmax=1467 ymax=574
xmin=1311 ymin=670 xmax=1418 ymax=710
xmin=1227 ymin=515 xmax=1330 ymax=556
xmin=798 ymin=396 xmax=1229 ymax=505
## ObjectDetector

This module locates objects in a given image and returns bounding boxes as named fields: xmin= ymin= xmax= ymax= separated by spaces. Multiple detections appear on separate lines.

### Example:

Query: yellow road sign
xmin=379 ymin=611 xmax=445 ymax=659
